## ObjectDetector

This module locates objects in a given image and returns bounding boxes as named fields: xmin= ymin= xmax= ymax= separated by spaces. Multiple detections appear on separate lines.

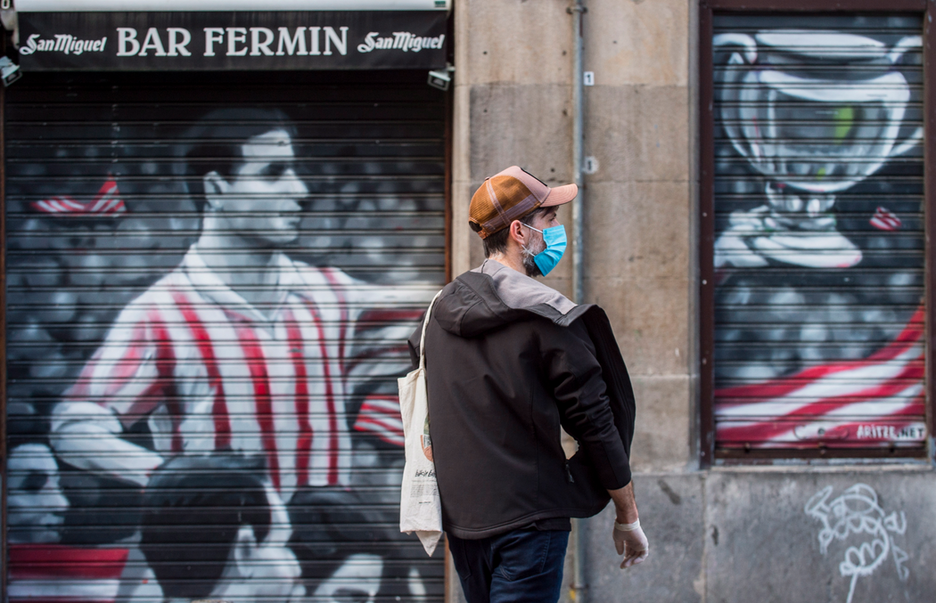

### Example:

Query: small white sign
xmin=583 ymin=156 xmax=599 ymax=174
xmin=583 ymin=71 xmax=594 ymax=86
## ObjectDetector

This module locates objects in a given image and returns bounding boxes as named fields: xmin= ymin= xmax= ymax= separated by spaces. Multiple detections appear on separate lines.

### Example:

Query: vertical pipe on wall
xmin=570 ymin=0 xmax=585 ymax=306
xmin=568 ymin=3 xmax=587 ymax=602
xmin=697 ymin=2 xmax=715 ymax=467
xmin=570 ymin=517 xmax=587 ymax=603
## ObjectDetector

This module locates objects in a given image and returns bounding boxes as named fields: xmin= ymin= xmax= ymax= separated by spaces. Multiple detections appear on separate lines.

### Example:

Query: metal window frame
xmin=698 ymin=0 xmax=936 ymax=466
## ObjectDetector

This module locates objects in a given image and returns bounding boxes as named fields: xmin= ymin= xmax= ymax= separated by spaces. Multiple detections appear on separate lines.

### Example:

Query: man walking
xmin=410 ymin=166 xmax=649 ymax=602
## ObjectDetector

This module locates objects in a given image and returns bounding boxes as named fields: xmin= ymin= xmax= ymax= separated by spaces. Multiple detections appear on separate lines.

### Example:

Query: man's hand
xmin=613 ymin=519 xmax=649 ymax=569
xmin=607 ymin=482 xmax=648 ymax=569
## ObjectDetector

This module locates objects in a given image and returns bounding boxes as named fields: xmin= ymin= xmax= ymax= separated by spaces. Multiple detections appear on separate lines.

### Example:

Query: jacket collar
xmin=473 ymin=259 xmax=578 ymax=317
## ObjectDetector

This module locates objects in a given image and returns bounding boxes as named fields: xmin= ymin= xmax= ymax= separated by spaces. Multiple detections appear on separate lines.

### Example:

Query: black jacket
xmin=408 ymin=260 xmax=636 ymax=539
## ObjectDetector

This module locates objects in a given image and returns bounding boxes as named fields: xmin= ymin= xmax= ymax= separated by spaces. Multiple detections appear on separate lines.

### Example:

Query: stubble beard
xmin=520 ymin=236 xmax=546 ymax=278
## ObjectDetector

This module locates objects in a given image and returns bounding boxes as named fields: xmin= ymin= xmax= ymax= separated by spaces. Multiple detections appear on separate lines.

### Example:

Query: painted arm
xmin=50 ymin=401 xmax=163 ymax=488
xmin=50 ymin=315 xmax=167 ymax=487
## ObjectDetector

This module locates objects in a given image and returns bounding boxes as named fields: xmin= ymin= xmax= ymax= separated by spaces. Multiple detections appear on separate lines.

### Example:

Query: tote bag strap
xmin=418 ymin=289 xmax=445 ymax=370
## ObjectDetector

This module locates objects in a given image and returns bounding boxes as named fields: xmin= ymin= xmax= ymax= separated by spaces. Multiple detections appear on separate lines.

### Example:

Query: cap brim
xmin=540 ymin=183 xmax=578 ymax=207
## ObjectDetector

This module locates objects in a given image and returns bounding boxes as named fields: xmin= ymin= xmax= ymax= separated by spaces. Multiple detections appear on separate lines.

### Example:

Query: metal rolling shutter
xmin=711 ymin=15 xmax=926 ymax=454
xmin=5 ymin=71 xmax=445 ymax=601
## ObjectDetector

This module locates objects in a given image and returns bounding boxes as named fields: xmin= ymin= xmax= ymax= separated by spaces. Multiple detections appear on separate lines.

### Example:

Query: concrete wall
xmin=451 ymin=0 xmax=578 ymax=283
xmin=453 ymin=0 xmax=696 ymax=465
xmin=449 ymin=1 xmax=936 ymax=602
xmin=585 ymin=468 xmax=936 ymax=603
xmin=579 ymin=0 xmax=696 ymax=474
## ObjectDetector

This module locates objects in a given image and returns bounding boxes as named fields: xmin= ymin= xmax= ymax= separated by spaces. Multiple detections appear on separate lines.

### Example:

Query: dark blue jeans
xmin=448 ymin=529 xmax=570 ymax=603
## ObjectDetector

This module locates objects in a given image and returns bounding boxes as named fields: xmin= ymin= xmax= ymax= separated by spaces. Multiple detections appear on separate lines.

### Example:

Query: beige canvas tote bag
xmin=398 ymin=289 xmax=444 ymax=556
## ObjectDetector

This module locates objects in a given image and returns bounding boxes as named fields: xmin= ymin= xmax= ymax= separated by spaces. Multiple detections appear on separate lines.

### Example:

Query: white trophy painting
xmin=711 ymin=20 xmax=927 ymax=451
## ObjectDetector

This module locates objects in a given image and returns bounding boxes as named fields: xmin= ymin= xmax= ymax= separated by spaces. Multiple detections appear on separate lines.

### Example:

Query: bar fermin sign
xmin=17 ymin=11 xmax=447 ymax=70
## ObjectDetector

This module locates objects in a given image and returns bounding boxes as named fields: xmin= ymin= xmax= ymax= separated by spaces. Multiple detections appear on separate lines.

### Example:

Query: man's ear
xmin=232 ymin=523 xmax=258 ymax=578
xmin=203 ymin=170 xmax=230 ymax=211
xmin=507 ymin=220 xmax=528 ymax=246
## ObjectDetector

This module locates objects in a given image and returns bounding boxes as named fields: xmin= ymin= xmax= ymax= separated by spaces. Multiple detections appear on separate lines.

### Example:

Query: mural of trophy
xmin=711 ymin=24 xmax=928 ymax=448
xmin=714 ymin=30 xmax=922 ymax=269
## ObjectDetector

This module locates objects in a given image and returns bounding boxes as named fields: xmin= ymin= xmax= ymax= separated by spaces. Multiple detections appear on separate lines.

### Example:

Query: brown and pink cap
xmin=468 ymin=166 xmax=578 ymax=239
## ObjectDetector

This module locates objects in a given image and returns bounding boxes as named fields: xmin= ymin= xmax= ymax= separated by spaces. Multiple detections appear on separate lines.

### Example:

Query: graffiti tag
xmin=805 ymin=483 xmax=909 ymax=603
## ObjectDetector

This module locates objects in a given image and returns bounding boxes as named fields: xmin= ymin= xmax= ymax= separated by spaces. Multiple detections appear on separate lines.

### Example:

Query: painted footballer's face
xmin=239 ymin=484 xmax=303 ymax=600
xmin=212 ymin=483 xmax=304 ymax=601
xmin=312 ymin=553 xmax=384 ymax=603
xmin=206 ymin=129 xmax=309 ymax=247
xmin=7 ymin=443 xmax=69 ymax=543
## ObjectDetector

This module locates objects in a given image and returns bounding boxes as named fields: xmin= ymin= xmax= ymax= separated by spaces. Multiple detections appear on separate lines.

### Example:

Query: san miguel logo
xmin=357 ymin=31 xmax=445 ymax=53
xmin=20 ymin=33 xmax=108 ymax=56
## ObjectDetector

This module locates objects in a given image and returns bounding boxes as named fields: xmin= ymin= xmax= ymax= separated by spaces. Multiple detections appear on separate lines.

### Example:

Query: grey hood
xmin=434 ymin=259 xmax=592 ymax=338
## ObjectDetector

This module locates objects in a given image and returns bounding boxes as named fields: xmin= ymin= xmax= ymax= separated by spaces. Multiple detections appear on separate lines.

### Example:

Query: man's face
xmin=208 ymin=129 xmax=309 ymax=247
xmin=520 ymin=207 xmax=560 ymax=277
xmin=8 ymin=443 xmax=69 ymax=543
xmin=238 ymin=484 xmax=303 ymax=600
xmin=210 ymin=482 xmax=303 ymax=601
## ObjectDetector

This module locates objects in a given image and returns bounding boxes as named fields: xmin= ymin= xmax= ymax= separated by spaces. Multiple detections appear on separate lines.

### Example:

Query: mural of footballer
xmin=52 ymin=108 xmax=415 ymax=492
xmin=46 ymin=108 xmax=424 ymax=596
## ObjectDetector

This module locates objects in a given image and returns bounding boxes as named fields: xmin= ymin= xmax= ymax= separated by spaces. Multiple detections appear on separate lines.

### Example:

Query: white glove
xmin=613 ymin=519 xmax=649 ymax=569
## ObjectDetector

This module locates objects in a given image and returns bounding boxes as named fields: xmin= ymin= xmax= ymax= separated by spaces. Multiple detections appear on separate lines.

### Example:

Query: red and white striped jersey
xmin=8 ymin=544 xmax=129 ymax=603
xmin=52 ymin=246 xmax=422 ymax=495
xmin=715 ymin=307 xmax=926 ymax=448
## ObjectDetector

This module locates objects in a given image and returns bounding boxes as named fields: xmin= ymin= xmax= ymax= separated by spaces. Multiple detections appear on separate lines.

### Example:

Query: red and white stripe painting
xmin=715 ymin=307 xmax=926 ymax=448
xmin=8 ymin=545 xmax=128 ymax=603
xmin=31 ymin=178 xmax=126 ymax=217
xmin=56 ymin=247 xmax=422 ymax=495
xmin=354 ymin=394 xmax=406 ymax=447
xmin=869 ymin=206 xmax=902 ymax=231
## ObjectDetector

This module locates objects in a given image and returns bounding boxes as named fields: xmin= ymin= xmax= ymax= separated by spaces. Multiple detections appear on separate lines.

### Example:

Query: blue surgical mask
xmin=523 ymin=223 xmax=567 ymax=276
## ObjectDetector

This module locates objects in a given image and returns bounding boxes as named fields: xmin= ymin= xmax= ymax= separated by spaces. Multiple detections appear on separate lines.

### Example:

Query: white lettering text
xmin=166 ymin=28 xmax=191 ymax=57
xmin=276 ymin=27 xmax=308 ymax=56
xmin=226 ymin=27 xmax=248 ymax=56
xmin=139 ymin=28 xmax=167 ymax=57
xmin=117 ymin=28 xmax=140 ymax=56
xmin=203 ymin=27 xmax=224 ymax=57
xmin=250 ymin=27 xmax=275 ymax=56
xmin=323 ymin=26 xmax=348 ymax=56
